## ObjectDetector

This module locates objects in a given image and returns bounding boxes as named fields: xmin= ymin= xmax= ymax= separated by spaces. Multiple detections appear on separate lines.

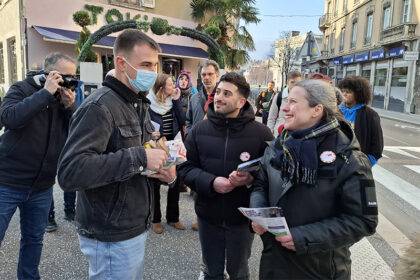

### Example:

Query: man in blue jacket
xmin=0 ymin=52 xmax=76 ymax=279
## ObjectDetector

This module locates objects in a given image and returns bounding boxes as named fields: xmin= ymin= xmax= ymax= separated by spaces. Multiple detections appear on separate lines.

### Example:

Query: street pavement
xmin=1 ymin=98 xmax=420 ymax=279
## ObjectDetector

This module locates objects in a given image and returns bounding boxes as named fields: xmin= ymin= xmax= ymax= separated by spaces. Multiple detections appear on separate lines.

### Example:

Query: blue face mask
xmin=124 ymin=58 xmax=157 ymax=92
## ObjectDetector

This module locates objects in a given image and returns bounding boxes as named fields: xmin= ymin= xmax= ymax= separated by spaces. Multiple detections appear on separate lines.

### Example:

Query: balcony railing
xmin=319 ymin=14 xmax=331 ymax=31
xmin=380 ymin=22 xmax=417 ymax=43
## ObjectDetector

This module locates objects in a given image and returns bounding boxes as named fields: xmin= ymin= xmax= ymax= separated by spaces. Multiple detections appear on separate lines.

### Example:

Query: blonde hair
xmin=153 ymin=73 xmax=172 ymax=104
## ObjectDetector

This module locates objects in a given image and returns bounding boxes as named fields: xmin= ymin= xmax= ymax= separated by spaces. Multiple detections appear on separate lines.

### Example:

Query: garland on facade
xmin=84 ymin=4 xmax=103 ymax=25
xmin=77 ymin=20 xmax=225 ymax=69
xmin=105 ymin=8 xmax=124 ymax=23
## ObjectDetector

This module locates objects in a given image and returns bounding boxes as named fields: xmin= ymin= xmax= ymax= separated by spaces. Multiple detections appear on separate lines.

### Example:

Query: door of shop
xmin=372 ymin=62 xmax=387 ymax=109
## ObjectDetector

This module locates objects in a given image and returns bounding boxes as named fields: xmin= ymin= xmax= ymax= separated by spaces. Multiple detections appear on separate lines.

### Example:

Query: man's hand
xmin=145 ymin=149 xmax=168 ymax=171
xmin=60 ymin=88 xmax=75 ymax=108
xmin=44 ymin=71 xmax=63 ymax=95
xmin=228 ymin=171 xmax=253 ymax=187
xmin=258 ymin=108 xmax=263 ymax=114
xmin=147 ymin=165 xmax=176 ymax=183
xmin=151 ymin=131 xmax=160 ymax=140
xmin=275 ymin=234 xmax=296 ymax=251
xmin=213 ymin=177 xmax=235 ymax=194
xmin=251 ymin=222 xmax=267 ymax=235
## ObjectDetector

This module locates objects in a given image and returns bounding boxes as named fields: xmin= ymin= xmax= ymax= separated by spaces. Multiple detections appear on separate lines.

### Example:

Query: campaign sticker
xmin=240 ymin=152 xmax=251 ymax=162
xmin=320 ymin=151 xmax=336 ymax=164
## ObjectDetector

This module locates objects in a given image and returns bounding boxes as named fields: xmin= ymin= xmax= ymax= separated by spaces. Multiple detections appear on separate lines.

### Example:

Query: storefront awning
xmin=32 ymin=25 xmax=209 ymax=59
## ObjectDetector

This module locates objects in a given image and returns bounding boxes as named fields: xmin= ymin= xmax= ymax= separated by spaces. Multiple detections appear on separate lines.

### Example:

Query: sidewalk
xmin=374 ymin=108 xmax=420 ymax=126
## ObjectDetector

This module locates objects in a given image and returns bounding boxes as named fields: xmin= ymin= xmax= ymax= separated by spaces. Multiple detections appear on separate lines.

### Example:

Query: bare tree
xmin=268 ymin=31 xmax=299 ymax=86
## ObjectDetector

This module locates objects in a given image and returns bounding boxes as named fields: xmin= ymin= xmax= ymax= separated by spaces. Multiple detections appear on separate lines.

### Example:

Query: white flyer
xmin=238 ymin=207 xmax=290 ymax=236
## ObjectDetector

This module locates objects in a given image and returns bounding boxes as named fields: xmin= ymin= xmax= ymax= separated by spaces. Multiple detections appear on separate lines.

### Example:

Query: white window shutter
xmin=142 ymin=0 xmax=155 ymax=8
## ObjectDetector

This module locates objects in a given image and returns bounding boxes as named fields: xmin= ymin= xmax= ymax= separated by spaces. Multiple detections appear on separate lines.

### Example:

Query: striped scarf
xmin=270 ymin=118 xmax=340 ymax=185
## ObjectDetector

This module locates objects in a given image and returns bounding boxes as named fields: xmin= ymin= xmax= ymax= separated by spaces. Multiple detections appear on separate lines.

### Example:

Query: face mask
xmin=124 ymin=58 xmax=157 ymax=92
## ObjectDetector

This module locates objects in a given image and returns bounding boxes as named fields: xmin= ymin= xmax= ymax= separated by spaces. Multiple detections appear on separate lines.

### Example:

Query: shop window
xmin=346 ymin=70 xmax=356 ymax=77
xmin=391 ymin=67 xmax=408 ymax=87
xmin=7 ymin=37 xmax=17 ymax=85
xmin=361 ymin=68 xmax=371 ymax=81
xmin=0 ymin=43 xmax=4 ymax=84
xmin=162 ymin=58 xmax=182 ymax=81
xmin=389 ymin=66 xmax=408 ymax=112
xmin=365 ymin=13 xmax=373 ymax=44
xmin=101 ymin=54 xmax=114 ymax=79
xmin=372 ymin=68 xmax=387 ymax=109
xmin=402 ymin=0 xmax=411 ymax=23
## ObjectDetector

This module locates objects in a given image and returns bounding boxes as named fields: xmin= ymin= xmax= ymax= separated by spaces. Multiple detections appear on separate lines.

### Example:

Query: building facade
xmin=317 ymin=0 xmax=419 ymax=114
xmin=0 ymin=0 xmax=209 ymax=95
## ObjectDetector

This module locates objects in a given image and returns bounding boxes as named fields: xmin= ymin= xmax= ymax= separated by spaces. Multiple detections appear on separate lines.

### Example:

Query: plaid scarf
xmin=270 ymin=118 xmax=340 ymax=185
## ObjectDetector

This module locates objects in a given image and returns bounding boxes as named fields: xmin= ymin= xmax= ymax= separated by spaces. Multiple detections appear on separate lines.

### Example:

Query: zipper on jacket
xmin=222 ymin=121 xmax=230 ymax=224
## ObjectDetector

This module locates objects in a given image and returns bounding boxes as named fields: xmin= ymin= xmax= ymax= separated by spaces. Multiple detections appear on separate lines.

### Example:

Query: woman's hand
xmin=251 ymin=222 xmax=267 ymax=235
xmin=275 ymin=234 xmax=296 ymax=251
xmin=151 ymin=131 xmax=160 ymax=140
xmin=172 ymin=88 xmax=181 ymax=100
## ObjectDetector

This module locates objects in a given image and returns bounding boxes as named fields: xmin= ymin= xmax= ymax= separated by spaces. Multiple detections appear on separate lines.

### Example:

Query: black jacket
xmin=148 ymin=98 xmax=185 ymax=140
xmin=179 ymin=102 xmax=274 ymax=226
xmin=57 ymin=76 xmax=154 ymax=242
xmin=0 ymin=75 xmax=76 ymax=190
xmin=251 ymin=119 xmax=378 ymax=279
xmin=355 ymin=106 xmax=383 ymax=160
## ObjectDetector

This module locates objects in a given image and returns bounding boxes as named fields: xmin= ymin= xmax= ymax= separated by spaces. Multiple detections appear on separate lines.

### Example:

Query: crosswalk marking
xmin=404 ymin=165 xmax=420 ymax=175
xmin=383 ymin=147 xmax=419 ymax=159
xmin=372 ymin=165 xmax=420 ymax=212
xmin=376 ymin=213 xmax=411 ymax=257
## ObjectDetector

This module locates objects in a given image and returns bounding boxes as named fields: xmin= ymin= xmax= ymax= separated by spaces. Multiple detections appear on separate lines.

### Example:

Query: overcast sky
xmin=244 ymin=0 xmax=325 ymax=60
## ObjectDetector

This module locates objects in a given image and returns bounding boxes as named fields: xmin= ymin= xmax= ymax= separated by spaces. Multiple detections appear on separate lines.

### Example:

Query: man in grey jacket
xmin=267 ymin=70 xmax=302 ymax=136
xmin=57 ymin=29 xmax=175 ymax=280
xmin=185 ymin=60 xmax=219 ymax=135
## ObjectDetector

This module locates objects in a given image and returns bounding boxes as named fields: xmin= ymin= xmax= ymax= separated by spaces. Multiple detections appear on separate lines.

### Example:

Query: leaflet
xmin=238 ymin=207 xmax=290 ymax=236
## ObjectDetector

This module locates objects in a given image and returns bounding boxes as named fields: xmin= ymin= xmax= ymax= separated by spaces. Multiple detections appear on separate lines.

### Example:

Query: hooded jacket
xmin=0 ymin=75 xmax=76 ymax=190
xmin=179 ymin=102 xmax=273 ymax=225
xmin=250 ymin=119 xmax=378 ymax=279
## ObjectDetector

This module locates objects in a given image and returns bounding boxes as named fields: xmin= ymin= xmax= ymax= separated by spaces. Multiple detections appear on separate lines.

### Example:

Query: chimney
xmin=291 ymin=31 xmax=300 ymax=37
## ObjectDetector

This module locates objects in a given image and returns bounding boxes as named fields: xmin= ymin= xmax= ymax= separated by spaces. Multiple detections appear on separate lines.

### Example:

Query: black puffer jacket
xmin=179 ymin=102 xmax=273 ymax=226
xmin=0 ymin=75 xmax=76 ymax=190
xmin=250 ymin=119 xmax=378 ymax=279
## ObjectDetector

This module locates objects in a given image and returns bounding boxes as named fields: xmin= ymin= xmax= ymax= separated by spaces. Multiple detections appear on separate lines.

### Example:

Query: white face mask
xmin=124 ymin=58 xmax=157 ymax=92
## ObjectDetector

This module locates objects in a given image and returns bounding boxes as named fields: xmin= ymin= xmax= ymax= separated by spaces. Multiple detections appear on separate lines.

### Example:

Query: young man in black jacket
xmin=57 ymin=29 xmax=175 ymax=280
xmin=179 ymin=72 xmax=273 ymax=280
xmin=0 ymin=52 xmax=76 ymax=279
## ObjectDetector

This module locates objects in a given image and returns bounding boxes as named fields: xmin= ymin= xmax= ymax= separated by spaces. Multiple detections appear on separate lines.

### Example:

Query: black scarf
xmin=270 ymin=118 xmax=340 ymax=185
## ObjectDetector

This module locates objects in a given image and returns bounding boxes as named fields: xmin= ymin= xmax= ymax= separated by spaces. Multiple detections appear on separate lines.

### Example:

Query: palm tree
xmin=190 ymin=0 xmax=260 ymax=69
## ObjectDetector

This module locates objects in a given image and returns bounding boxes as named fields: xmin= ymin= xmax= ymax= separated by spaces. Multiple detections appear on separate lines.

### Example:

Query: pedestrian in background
xmin=338 ymin=76 xmax=383 ymax=166
xmin=0 ymin=52 xmax=77 ymax=280
xmin=251 ymin=80 xmax=378 ymax=279
xmin=148 ymin=73 xmax=186 ymax=234
xmin=179 ymin=72 xmax=273 ymax=280
xmin=57 ymin=29 xmax=175 ymax=280
xmin=255 ymin=80 xmax=277 ymax=125
xmin=267 ymin=71 xmax=302 ymax=136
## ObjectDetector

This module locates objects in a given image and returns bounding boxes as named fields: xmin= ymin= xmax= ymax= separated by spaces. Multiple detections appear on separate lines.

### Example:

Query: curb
xmin=378 ymin=113 xmax=420 ymax=126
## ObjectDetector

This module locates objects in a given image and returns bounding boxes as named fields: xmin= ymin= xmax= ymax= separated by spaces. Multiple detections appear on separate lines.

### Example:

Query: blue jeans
xmin=49 ymin=191 xmax=76 ymax=216
xmin=78 ymin=231 xmax=148 ymax=280
xmin=198 ymin=217 xmax=254 ymax=280
xmin=0 ymin=185 xmax=53 ymax=280
xmin=262 ymin=111 xmax=269 ymax=125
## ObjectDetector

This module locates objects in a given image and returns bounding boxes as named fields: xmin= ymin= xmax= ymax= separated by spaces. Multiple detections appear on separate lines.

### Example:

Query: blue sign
xmin=371 ymin=49 xmax=385 ymax=60
xmin=389 ymin=46 xmax=406 ymax=58
xmin=343 ymin=54 xmax=355 ymax=64
xmin=356 ymin=51 xmax=370 ymax=62
xmin=333 ymin=57 xmax=342 ymax=65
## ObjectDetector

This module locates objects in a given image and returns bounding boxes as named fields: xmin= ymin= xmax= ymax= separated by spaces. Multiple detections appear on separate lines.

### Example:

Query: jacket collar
xmin=102 ymin=75 xmax=150 ymax=105
xmin=206 ymin=101 xmax=255 ymax=130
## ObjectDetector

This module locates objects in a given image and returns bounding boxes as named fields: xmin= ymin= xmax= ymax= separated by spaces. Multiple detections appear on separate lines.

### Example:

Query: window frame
xmin=351 ymin=20 xmax=358 ymax=49
xmin=402 ymin=0 xmax=411 ymax=23
xmin=340 ymin=27 xmax=345 ymax=51
xmin=365 ymin=13 xmax=373 ymax=44
xmin=383 ymin=6 xmax=391 ymax=29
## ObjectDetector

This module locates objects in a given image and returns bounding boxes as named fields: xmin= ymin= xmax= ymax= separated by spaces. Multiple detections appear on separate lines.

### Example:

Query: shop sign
xmin=403 ymin=51 xmax=419 ymax=61
xmin=371 ymin=49 xmax=385 ymax=60
xmin=356 ymin=51 xmax=370 ymax=62
xmin=343 ymin=54 xmax=355 ymax=65
xmin=333 ymin=57 xmax=342 ymax=65
xmin=389 ymin=46 xmax=406 ymax=58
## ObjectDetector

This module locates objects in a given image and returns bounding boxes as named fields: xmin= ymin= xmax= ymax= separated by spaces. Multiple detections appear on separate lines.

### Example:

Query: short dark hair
xmin=219 ymin=72 xmax=250 ymax=99
xmin=287 ymin=70 xmax=302 ymax=80
xmin=44 ymin=53 xmax=75 ymax=71
xmin=268 ymin=80 xmax=275 ymax=85
xmin=113 ymin=29 xmax=161 ymax=58
xmin=199 ymin=60 xmax=220 ymax=74
xmin=338 ymin=76 xmax=372 ymax=105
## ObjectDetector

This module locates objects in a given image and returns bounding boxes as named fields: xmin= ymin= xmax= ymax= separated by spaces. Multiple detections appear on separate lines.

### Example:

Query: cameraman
xmin=0 ymin=52 xmax=76 ymax=279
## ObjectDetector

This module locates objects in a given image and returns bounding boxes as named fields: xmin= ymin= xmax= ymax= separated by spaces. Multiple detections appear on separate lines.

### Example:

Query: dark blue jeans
xmin=262 ymin=111 xmax=269 ymax=125
xmin=49 ymin=191 xmax=76 ymax=216
xmin=0 ymin=185 xmax=53 ymax=280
